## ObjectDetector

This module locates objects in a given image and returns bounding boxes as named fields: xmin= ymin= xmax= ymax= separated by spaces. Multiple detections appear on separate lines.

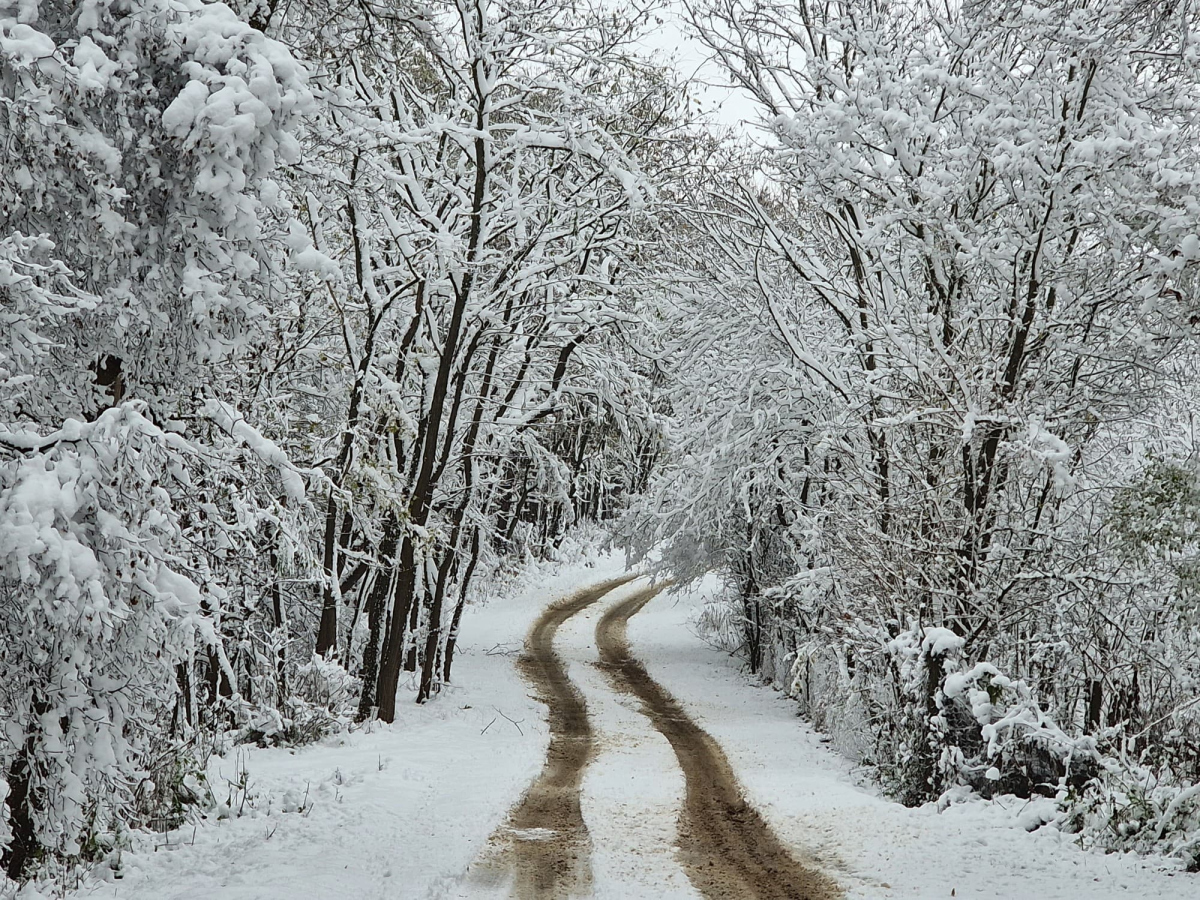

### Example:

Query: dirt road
xmin=596 ymin=583 xmax=839 ymax=900
xmin=485 ymin=577 xmax=838 ymax=900
xmin=483 ymin=576 xmax=636 ymax=898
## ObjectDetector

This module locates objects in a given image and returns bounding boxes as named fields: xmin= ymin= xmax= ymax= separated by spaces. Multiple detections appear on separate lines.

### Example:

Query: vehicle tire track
xmin=596 ymin=583 xmax=841 ymax=900
xmin=481 ymin=575 xmax=636 ymax=899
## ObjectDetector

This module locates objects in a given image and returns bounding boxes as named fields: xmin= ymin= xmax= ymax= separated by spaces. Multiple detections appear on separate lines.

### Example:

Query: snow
xmin=0 ymin=20 xmax=54 ymax=66
xmin=47 ymin=558 xmax=1200 ymax=900
xmin=161 ymin=82 xmax=210 ymax=139
xmin=58 ymin=550 xmax=626 ymax=900
xmin=920 ymin=627 xmax=964 ymax=658
xmin=200 ymin=400 xmax=307 ymax=502
xmin=72 ymin=36 xmax=117 ymax=92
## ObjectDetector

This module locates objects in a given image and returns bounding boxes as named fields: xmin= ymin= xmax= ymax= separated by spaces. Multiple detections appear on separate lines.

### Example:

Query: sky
xmin=624 ymin=2 xmax=765 ymax=134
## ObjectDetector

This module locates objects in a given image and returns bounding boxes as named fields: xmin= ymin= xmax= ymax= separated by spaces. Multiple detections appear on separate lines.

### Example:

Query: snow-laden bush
xmin=0 ymin=0 xmax=319 ymax=876
xmin=782 ymin=611 xmax=1200 ymax=866
xmin=245 ymin=655 xmax=358 ymax=746
xmin=0 ymin=0 xmax=312 ymax=415
xmin=885 ymin=626 xmax=1100 ymax=805
xmin=0 ymin=405 xmax=222 ymax=876
xmin=1073 ymin=765 xmax=1200 ymax=871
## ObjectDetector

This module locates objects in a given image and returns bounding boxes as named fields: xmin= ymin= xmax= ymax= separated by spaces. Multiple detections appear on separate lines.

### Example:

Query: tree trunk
xmin=3 ymin=695 xmax=49 ymax=880
xmin=271 ymin=548 xmax=289 ymax=707
xmin=374 ymin=536 xmax=419 ymax=722
xmin=315 ymin=491 xmax=341 ymax=657
xmin=417 ymin=550 xmax=457 ymax=702
xmin=356 ymin=529 xmax=398 ymax=721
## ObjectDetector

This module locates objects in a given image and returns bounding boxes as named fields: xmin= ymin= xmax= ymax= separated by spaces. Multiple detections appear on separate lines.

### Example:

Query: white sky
xmin=625 ymin=4 xmax=765 ymax=135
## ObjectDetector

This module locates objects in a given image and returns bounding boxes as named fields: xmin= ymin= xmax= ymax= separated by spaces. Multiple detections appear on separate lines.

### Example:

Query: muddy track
xmin=483 ymin=575 xmax=636 ymax=899
xmin=596 ymin=584 xmax=840 ymax=900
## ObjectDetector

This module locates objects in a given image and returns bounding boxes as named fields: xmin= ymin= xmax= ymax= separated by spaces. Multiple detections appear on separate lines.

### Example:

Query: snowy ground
xmin=627 ymin=573 xmax=1200 ymax=900
xmin=50 ymin=557 xmax=1200 ymax=900
xmin=56 ymin=550 xmax=627 ymax=900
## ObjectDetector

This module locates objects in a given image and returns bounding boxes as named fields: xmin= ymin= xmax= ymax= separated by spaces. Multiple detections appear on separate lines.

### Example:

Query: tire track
xmin=596 ymin=583 xmax=841 ymax=900
xmin=481 ymin=575 xmax=636 ymax=899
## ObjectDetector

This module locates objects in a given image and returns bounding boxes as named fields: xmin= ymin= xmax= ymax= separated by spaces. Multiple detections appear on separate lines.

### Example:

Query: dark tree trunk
xmin=315 ymin=493 xmax=341 ymax=657
xmin=271 ymin=549 xmax=289 ymax=706
xmin=3 ymin=695 xmax=49 ymax=881
xmin=417 ymin=550 xmax=457 ymax=702
xmin=356 ymin=532 xmax=397 ymax=721
xmin=1086 ymin=679 xmax=1104 ymax=733
xmin=375 ymin=536 xmax=419 ymax=722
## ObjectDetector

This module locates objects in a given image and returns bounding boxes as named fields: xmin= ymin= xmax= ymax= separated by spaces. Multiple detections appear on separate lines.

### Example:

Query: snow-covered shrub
xmin=0 ymin=405 xmax=220 ymax=876
xmin=133 ymin=745 xmax=214 ymax=837
xmin=694 ymin=584 xmax=746 ymax=654
xmin=240 ymin=654 xmax=357 ymax=748
xmin=939 ymin=658 xmax=1100 ymax=800
xmin=0 ymin=0 xmax=319 ymax=875
xmin=0 ymin=0 xmax=312 ymax=415
xmin=1050 ymin=741 xmax=1200 ymax=870
xmin=276 ymin=655 xmax=358 ymax=744
xmin=882 ymin=625 xmax=1100 ymax=806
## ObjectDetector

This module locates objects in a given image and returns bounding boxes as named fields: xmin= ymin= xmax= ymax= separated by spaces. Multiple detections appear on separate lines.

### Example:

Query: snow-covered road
xmin=70 ymin=558 xmax=1200 ymax=900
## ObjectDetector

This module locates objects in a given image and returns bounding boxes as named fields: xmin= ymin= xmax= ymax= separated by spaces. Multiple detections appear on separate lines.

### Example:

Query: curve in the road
xmin=485 ymin=575 xmax=637 ymax=899
xmin=596 ymin=583 xmax=841 ymax=900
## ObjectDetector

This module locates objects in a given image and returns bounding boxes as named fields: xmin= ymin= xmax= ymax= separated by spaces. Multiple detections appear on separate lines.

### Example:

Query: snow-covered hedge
xmin=0 ymin=406 xmax=220 ymax=875
xmin=779 ymin=611 xmax=1200 ymax=868
xmin=885 ymin=626 xmax=1100 ymax=804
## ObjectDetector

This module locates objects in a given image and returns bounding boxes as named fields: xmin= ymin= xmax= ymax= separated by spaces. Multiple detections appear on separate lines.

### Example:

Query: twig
xmin=492 ymin=706 xmax=524 ymax=735
xmin=485 ymin=642 xmax=523 ymax=657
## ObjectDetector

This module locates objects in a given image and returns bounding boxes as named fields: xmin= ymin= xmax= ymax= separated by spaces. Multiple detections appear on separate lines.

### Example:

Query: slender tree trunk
xmin=417 ymin=550 xmax=457 ymax=702
xmin=271 ymin=548 xmax=289 ymax=706
xmin=376 ymin=536 xmax=419 ymax=721
xmin=343 ymin=571 xmax=373 ymax=667
xmin=356 ymin=526 xmax=398 ymax=721
xmin=315 ymin=491 xmax=341 ymax=657
xmin=443 ymin=528 xmax=481 ymax=683
xmin=403 ymin=576 xmax=422 ymax=673
xmin=3 ymin=695 xmax=49 ymax=880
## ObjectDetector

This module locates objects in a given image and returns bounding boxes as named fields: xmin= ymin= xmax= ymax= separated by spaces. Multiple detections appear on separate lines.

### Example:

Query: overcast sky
xmin=627 ymin=4 xmax=763 ymax=135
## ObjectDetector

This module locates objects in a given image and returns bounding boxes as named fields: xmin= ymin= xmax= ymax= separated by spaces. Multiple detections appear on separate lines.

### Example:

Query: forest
xmin=2 ymin=0 xmax=1200 ymax=891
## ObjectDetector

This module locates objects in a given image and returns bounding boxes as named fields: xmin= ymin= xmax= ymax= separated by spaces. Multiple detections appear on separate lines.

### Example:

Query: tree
xmin=0 ymin=0 xmax=310 ymax=874
xmin=259 ymin=0 xmax=680 ymax=718
xmin=638 ymin=0 xmax=1200 ymax=802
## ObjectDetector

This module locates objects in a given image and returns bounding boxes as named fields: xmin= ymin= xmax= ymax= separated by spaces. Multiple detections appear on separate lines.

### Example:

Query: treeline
xmin=0 ymin=0 xmax=675 ymax=880
xmin=630 ymin=0 xmax=1200 ymax=869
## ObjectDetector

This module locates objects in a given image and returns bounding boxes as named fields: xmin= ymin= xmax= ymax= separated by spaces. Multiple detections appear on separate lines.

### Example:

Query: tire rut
xmin=481 ymin=575 xmax=636 ymax=899
xmin=595 ymin=583 xmax=841 ymax=900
